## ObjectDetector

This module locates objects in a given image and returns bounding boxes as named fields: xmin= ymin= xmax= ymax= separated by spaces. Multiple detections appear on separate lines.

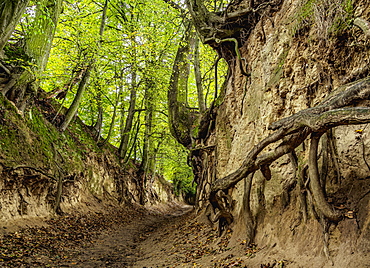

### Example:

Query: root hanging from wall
xmin=238 ymin=173 xmax=256 ymax=245
xmin=308 ymin=133 xmax=342 ymax=222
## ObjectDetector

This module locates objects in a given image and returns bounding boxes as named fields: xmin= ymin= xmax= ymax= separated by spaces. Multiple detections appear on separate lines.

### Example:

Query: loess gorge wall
xmin=198 ymin=0 xmax=370 ymax=266
xmin=0 ymin=95 xmax=175 ymax=225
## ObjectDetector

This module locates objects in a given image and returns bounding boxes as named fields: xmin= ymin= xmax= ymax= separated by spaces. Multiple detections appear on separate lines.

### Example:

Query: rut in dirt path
xmin=73 ymin=205 xmax=194 ymax=268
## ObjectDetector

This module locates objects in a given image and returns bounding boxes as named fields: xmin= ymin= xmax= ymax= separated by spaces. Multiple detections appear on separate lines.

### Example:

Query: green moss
xmin=191 ymin=125 xmax=199 ymax=138
xmin=3 ymin=44 xmax=33 ymax=67
xmin=328 ymin=0 xmax=354 ymax=37
xmin=0 ymin=94 xmax=88 ymax=174
xmin=292 ymin=0 xmax=354 ymax=38
xmin=299 ymin=0 xmax=317 ymax=21
xmin=0 ymin=96 xmax=34 ymax=166
xmin=267 ymin=46 xmax=290 ymax=88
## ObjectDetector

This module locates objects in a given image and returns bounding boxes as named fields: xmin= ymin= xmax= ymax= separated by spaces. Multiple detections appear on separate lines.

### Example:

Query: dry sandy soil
xmin=0 ymin=203 xmax=278 ymax=268
xmin=1 ymin=202 xmax=361 ymax=268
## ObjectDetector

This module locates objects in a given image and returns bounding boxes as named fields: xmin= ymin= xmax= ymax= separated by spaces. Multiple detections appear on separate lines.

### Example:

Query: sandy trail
xmin=71 ymin=204 xmax=194 ymax=268
xmin=1 ymin=203 xmax=256 ymax=267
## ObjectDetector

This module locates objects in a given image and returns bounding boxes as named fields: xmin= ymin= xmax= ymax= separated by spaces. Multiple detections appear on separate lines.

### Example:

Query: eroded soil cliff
xmin=0 ymin=94 xmax=175 ymax=224
xmin=191 ymin=0 xmax=370 ymax=266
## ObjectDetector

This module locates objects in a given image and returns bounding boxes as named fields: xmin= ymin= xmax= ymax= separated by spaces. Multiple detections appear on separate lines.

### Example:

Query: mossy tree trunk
xmin=3 ymin=0 xmax=63 ymax=111
xmin=0 ymin=0 xmax=30 ymax=54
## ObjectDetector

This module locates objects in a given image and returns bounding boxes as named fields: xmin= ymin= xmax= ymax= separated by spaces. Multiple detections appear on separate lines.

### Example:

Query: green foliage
xmin=172 ymin=168 xmax=196 ymax=197
xmin=3 ymin=44 xmax=33 ymax=67
xmin=3 ymin=0 xmax=227 ymax=197
xmin=293 ymin=0 xmax=354 ymax=39
xmin=160 ymin=141 xmax=196 ymax=196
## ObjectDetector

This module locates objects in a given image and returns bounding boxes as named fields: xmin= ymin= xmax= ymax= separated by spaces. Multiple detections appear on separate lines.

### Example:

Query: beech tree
xmin=0 ymin=0 xmax=30 ymax=54
xmin=178 ymin=0 xmax=370 ymax=247
xmin=60 ymin=1 xmax=109 ymax=132
xmin=2 ymin=0 xmax=62 ymax=111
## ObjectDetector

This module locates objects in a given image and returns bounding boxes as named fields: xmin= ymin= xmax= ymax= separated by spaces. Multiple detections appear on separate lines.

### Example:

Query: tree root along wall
xmin=188 ymin=0 xmax=370 ymax=265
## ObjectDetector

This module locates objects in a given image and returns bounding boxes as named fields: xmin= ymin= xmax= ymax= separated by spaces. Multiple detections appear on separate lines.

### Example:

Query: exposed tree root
xmin=327 ymin=129 xmax=342 ymax=184
xmin=320 ymin=215 xmax=334 ymax=265
xmin=209 ymin=77 xmax=370 ymax=231
xmin=308 ymin=133 xmax=342 ymax=222
xmin=298 ymin=163 xmax=309 ymax=223
xmin=242 ymin=173 xmax=255 ymax=244
xmin=354 ymin=17 xmax=370 ymax=39
xmin=282 ymin=152 xmax=299 ymax=208
xmin=358 ymin=125 xmax=370 ymax=172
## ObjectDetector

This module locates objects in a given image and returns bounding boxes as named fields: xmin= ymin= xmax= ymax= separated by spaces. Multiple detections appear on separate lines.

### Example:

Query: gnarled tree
xmin=183 ymin=0 xmax=370 ymax=255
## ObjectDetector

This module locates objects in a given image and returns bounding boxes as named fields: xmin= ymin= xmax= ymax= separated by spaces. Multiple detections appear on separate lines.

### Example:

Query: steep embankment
xmin=0 ymin=93 xmax=175 ymax=225
xmin=193 ymin=0 xmax=370 ymax=267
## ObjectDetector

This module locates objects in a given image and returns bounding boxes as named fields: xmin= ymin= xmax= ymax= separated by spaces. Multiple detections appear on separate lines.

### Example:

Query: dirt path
xmin=0 ymin=203 xmax=278 ymax=267
xmin=71 ymin=205 xmax=194 ymax=267
xmin=0 ymin=204 xmax=199 ymax=268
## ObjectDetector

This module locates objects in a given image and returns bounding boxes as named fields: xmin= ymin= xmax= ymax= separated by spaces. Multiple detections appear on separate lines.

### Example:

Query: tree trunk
xmin=193 ymin=36 xmax=206 ymax=113
xmin=168 ymin=22 xmax=198 ymax=149
xmin=60 ymin=65 xmax=92 ymax=131
xmin=25 ymin=0 xmax=63 ymax=73
xmin=100 ymin=78 xmax=122 ymax=146
xmin=93 ymin=103 xmax=103 ymax=140
xmin=141 ymin=81 xmax=154 ymax=174
xmin=0 ymin=0 xmax=30 ymax=54
xmin=3 ymin=0 xmax=63 ymax=111
xmin=92 ymin=0 xmax=108 ymax=139
xmin=118 ymin=70 xmax=137 ymax=160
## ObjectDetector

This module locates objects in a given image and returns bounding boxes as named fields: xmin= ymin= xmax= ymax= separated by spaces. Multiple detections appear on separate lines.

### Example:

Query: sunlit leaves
xmin=39 ymin=0 xmax=226 ymax=195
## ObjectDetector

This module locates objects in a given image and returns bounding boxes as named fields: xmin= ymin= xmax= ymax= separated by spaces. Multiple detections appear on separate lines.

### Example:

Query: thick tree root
xmin=209 ymin=77 xmax=370 ymax=226
xmin=298 ymin=164 xmax=308 ymax=223
xmin=308 ymin=133 xmax=342 ymax=222
xmin=327 ymin=129 xmax=342 ymax=184
xmin=354 ymin=17 xmax=370 ymax=39
xmin=242 ymin=173 xmax=255 ymax=244
xmin=320 ymin=215 xmax=334 ymax=264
